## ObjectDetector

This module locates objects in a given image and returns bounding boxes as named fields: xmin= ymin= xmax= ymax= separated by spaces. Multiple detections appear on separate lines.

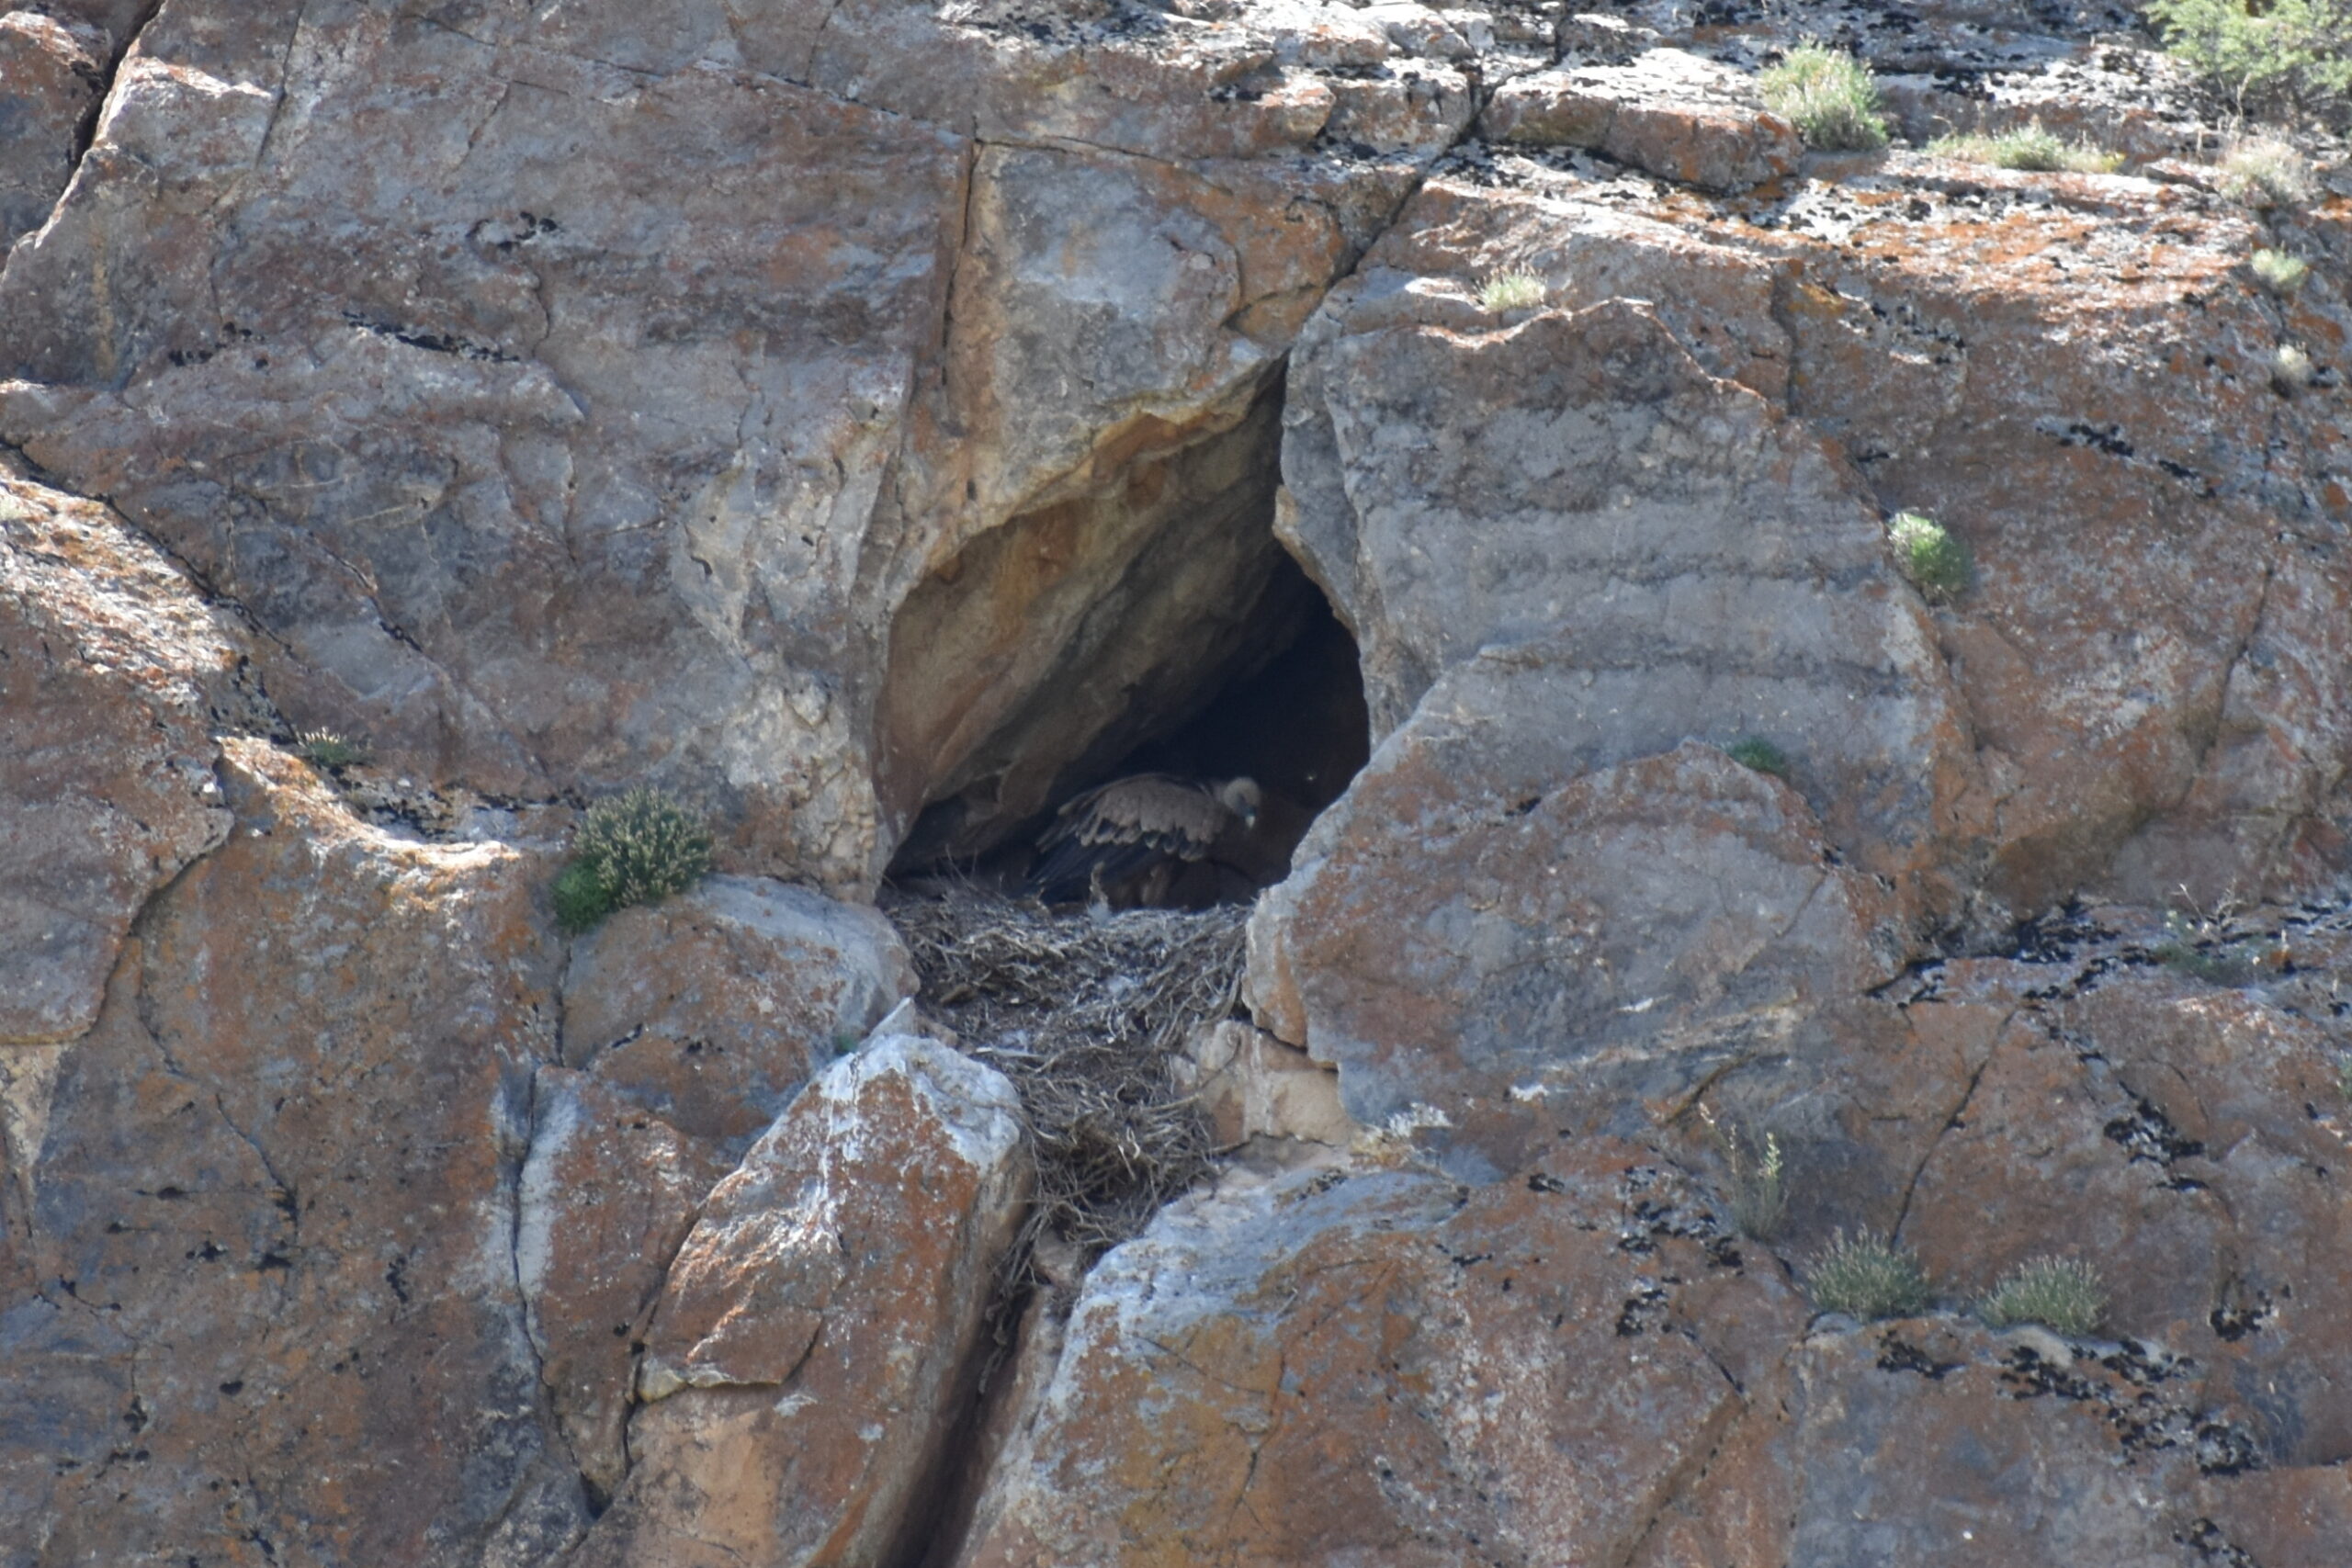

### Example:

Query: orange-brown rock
xmin=570 ymin=1032 xmax=1028 ymax=1568
xmin=1252 ymin=740 xmax=1915 ymax=1174
xmin=959 ymin=1139 xmax=1805 ymax=1566
xmin=560 ymin=876 xmax=914 ymax=1157
xmin=0 ymin=467 xmax=243 ymax=1043
xmin=518 ymin=1067 xmax=729 ymax=1501
xmin=521 ymin=876 xmax=914 ymax=1494
xmin=3 ymin=739 xmax=588 ymax=1565
xmin=1480 ymin=51 xmax=1801 ymax=192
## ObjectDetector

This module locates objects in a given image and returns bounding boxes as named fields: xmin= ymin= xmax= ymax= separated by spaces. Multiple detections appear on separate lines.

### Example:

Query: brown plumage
xmin=1025 ymin=774 xmax=1263 ymax=908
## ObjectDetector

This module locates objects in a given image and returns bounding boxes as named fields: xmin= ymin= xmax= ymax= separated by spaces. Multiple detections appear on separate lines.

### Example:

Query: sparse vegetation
xmin=1724 ymin=737 xmax=1793 ymax=781
xmin=552 ymin=787 xmax=715 ymax=934
xmin=1809 ymin=1231 xmax=1932 ymax=1320
xmin=2335 ymin=1054 xmax=2352 ymax=1100
xmin=1887 ymin=511 xmax=1973 ymax=604
xmin=2217 ymin=135 xmax=2319 ymax=207
xmin=2143 ymin=0 xmax=2352 ymax=123
xmin=295 ymin=728 xmax=367 ymax=769
xmin=1761 ymin=43 xmax=1891 ymax=151
xmin=2251 ymin=247 xmax=2311 ymax=296
xmin=1700 ymin=1104 xmax=1789 ymax=1240
xmin=1978 ymin=1256 xmax=2108 ymax=1336
xmin=1477 ymin=268 xmax=1547 ymax=313
xmin=2150 ymin=908 xmax=2271 ymax=985
xmin=1927 ymin=122 xmax=2123 ymax=174
xmin=2273 ymin=343 xmax=2315 ymax=390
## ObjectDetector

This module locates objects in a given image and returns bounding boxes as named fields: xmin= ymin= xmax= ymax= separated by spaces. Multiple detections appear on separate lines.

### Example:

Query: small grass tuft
xmin=1724 ymin=737 xmax=1793 ymax=781
xmin=2217 ymin=136 xmax=2319 ymax=208
xmin=1476 ymin=268 xmax=1547 ymax=313
xmin=1809 ymin=1231 xmax=1931 ymax=1320
xmin=1760 ymin=43 xmax=1889 ymax=152
xmin=2273 ymin=344 xmax=2314 ymax=390
xmin=553 ymin=787 xmax=715 ymax=934
xmin=1700 ymin=1104 xmax=1789 ymax=1240
xmin=1887 ymin=511 xmax=1973 ymax=604
xmin=2150 ymin=908 xmax=2271 ymax=986
xmin=1928 ymin=122 xmax=2122 ymax=174
xmin=2335 ymin=1054 xmax=2352 ymax=1100
xmin=2251 ymin=247 xmax=2311 ymax=297
xmin=295 ymin=728 xmax=367 ymax=769
xmin=1978 ymin=1256 xmax=2108 ymax=1336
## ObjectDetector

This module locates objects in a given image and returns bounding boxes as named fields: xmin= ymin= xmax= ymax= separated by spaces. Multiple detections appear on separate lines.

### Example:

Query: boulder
xmin=1264 ymin=274 xmax=1981 ymax=1166
xmin=569 ymin=1033 xmax=1029 ymax=1568
xmin=521 ymin=875 xmax=914 ymax=1489
xmin=516 ymin=1068 xmax=729 ymax=1500
xmin=0 ymin=11 xmax=103 ymax=249
xmin=560 ymin=875 xmax=915 ymax=1157
xmin=1480 ymin=51 xmax=1803 ymax=193
xmin=1251 ymin=742 xmax=1913 ymax=1176
xmin=957 ymin=1139 xmax=1807 ymax=1566
xmin=4 ymin=739 xmax=587 ymax=1566
xmin=1278 ymin=290 xmax=1979 ymax=878
xmin=0 ymin=467 xmax=243 ymax=1043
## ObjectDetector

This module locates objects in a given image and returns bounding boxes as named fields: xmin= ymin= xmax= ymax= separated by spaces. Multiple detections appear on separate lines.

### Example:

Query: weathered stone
xmin=1179 ymin=1020 xmax=1356 ymax=1149
xmin=570 ymin=1032 xmax=1028 ymax=1568
xmin=4 ymin=739 xmax=585 ymax=1566
xmin=1480 ymin=52 xmax=1802 ymax=193
xmin=517 ymin=1068 xmax=729 ymax=1500
xmin=958 ymin=1139 xmax=1806 ymax=1566
xmin=1638 ymin=1317 xmax=2264 ymax=1568
xmin=0 ymin=12 xmax=102 ymax=250
xmin=1279 ymin=143 xmax=2351 ymax=926
xmin=1252 ymin=740 xmax=1911 ymax=1175
xmin=0 ymin=0 xmax=1462 ymax=890
xmin=561 ymin=874 xmax=914 ymax=1156
xmin=0 ymin=467 xmax=242 ymax=1043
xmin=1278 ymin=287 xmax=1979 ymax=874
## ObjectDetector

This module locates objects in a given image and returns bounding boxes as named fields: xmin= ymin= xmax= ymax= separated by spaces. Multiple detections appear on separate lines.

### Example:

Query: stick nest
xmin=885 ymin=888 xmax=1246 ymax=1269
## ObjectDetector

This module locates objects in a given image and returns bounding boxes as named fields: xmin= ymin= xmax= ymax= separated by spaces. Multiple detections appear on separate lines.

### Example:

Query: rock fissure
xmin=67 ymin=0 xmax=168 ymax=171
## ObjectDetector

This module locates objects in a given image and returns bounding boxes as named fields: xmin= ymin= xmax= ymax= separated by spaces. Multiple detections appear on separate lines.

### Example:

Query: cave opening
xmin=876 ymin=383 xmax=1370 ymax=905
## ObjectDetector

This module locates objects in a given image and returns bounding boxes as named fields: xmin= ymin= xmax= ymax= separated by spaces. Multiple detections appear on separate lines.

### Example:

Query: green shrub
xmin=1808 ymin=1231 xmax=1932 ymax=1319
xmin=2217 ymin=136 xmax=2319 ymax=207
xmin=2273 ymin=343 xmax=2314 ymax=390
xmin=1477 ymin=268 xmax=1546 ymax=312
xmin=295 ymin=728 xmax=367 ymax=769
xmin=1928 ymin=122 xmax=2123 ymax=174
xmin=1761 ymin=44 xmax=1891 ymax=151
xmin=2251 ymin=247 xmax=2311 ymax=296
xmin=1887 ymin=511 xmax=1973 ymax=604
xmin=1978 ymin=1256 xmax=2108 ymax=1336
xmin=1701 ymin=1106 xmax=1789 ymax=1240
xmin=2144 ymin=0 xmax=2352 ymax=122
xmin=553 ymin=787 xmax=715 ymax=934
xmin=2150 ymin=909 xmax=2270 ymax=984
xmin=1724 ymin=737 xmax=1793 ymax=781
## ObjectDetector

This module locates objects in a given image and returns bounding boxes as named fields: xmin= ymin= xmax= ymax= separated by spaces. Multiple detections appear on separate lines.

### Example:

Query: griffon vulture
xmin=1025 ymin=773 xmax=1263 ymax=908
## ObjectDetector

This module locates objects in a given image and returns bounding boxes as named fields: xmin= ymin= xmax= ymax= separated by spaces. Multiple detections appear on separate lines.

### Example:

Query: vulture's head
xmin=1217 ymin=776 xmax=1262 ymax=831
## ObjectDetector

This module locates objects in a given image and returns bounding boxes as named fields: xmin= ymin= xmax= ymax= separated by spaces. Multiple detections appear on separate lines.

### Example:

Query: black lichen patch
xmin=1615 ymin=1284 xmax=1671 ymax=1337
xmin=1876 ymin=1332 xmax=1962 ymax=1380
xmin=2209 ymin=1292 xmax=2273 ymax=1343
xmin=2103 ymin=1097 xmax=2206 ymax=1167
xmin=1998 ymin=1345 xmax=2263 ymax=1473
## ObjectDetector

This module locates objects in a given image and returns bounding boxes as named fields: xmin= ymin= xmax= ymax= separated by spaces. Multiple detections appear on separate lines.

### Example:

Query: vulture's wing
xmin=1025 ymin=774 xmax=1231 ymax=904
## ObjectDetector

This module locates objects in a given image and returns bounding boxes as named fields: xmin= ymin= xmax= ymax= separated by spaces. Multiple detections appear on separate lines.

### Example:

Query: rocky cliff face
xmin=5 ymin=0 xmax=2350 ymax=1563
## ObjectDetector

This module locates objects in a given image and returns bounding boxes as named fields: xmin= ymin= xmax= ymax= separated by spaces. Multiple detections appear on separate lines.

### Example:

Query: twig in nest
xmin=885 ymin=890 xmax=1247 ymax=1279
